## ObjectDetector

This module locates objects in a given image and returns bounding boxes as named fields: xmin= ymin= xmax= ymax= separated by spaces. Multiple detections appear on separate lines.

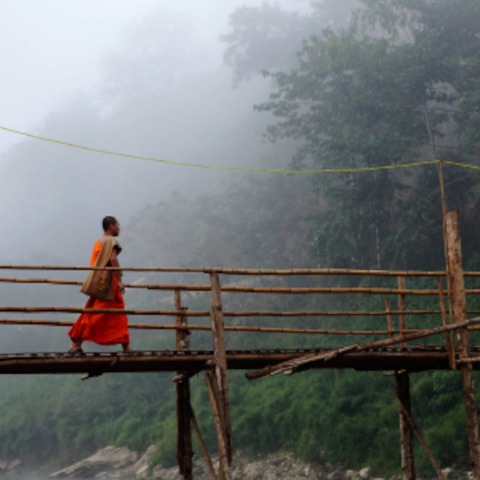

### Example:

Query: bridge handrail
xmin=2 ymin=264 xmax=478 ymax=350
xmin=0 ymin=264 xmax=450 ymax=276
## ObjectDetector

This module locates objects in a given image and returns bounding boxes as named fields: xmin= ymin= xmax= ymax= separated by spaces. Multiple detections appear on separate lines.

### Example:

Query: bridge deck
xmin=0 ymin=346 xmax=474 ymax=375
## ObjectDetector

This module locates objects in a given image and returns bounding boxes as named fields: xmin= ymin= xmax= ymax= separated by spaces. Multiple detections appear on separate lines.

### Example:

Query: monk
xmin=68 ymin=216 xmax=131 ymax=354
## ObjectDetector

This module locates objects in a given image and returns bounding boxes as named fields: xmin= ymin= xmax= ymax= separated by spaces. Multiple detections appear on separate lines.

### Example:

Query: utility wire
xmin=0 ymin=124 xmax=476 ymax=175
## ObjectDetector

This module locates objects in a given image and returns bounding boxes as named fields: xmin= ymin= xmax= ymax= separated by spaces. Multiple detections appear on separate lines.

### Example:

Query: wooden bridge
xmin=2 ymin=211 xmax=480 ymax=479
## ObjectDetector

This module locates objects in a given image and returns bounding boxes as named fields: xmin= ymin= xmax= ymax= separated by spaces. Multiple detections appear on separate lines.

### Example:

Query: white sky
xmin=0 ymin=0 xmax=306 ymax=154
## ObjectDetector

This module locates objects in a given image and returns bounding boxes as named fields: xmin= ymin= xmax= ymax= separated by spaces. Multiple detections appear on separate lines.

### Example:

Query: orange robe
xmin=69 ymin=239 xmax=130 ymax=346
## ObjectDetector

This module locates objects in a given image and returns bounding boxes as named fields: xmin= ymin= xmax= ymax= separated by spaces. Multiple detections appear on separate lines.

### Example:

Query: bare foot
xmin=69 ymin=341 xmax=83 ymax=351
xmin=122 ymin=344 xmax=132 ymax=353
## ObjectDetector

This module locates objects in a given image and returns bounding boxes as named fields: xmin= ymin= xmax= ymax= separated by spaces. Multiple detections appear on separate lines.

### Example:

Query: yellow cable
xmin=444 ymin=160 xmax=480 ymax=171
xmin=0 ymin=124 xmax=441 ymax=174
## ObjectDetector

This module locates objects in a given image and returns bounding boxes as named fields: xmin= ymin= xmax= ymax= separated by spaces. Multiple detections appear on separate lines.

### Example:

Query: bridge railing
xmin=2 ymin=264 xmax=480 ymax=353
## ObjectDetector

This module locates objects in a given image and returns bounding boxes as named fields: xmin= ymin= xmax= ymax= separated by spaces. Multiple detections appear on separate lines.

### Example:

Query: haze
xmin=0 ymin=0 xmax=312 ymax=263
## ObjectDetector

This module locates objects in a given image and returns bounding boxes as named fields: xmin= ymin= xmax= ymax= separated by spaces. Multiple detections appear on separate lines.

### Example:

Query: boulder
xmin=50 ymin=446 xmax=138 ymax=478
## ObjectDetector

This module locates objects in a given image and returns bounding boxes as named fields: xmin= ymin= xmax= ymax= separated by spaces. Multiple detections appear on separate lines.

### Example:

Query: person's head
xmin=102 ymin=216 xmax=120 ymax=236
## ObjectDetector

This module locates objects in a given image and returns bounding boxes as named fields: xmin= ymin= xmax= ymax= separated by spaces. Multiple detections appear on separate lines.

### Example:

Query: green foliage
xmin=245 ymin=0 xmax=480 ymax=270
xmin=148 ymin=417 xmax=178 ymax=468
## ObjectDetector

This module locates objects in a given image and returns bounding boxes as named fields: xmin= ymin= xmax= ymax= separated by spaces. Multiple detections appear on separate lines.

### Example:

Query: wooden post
xmin=385 ymin=299 xmax=394 ymax=337
xmin=208 ymin=272 xmax=232 ymax=478
xmin=397 ymin=276 xmax=407 ymax=347
xmin=438 ymin=277 xmax=455 ymax=369
xmin=395 ymin=371 xmax=416 ymax=480
xmin=445 ymin=211 xmax=480 ymax=479
xmin=175 ymin=290 xmax=193 ymax=480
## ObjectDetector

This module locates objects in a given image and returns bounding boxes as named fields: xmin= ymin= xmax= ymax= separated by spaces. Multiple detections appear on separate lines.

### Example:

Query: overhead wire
xmin=0 ymin=124 xmax=477 ymax=175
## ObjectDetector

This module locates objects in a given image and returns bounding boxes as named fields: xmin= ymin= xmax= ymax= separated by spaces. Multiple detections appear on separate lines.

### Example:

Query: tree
xmin=222 ymin=1 xmax=360 ymax=84
xmin=225 ymin=0 xmax=480 ymax=269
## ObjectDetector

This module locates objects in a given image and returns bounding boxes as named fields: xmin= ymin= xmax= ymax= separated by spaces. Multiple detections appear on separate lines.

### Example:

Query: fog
xmin=0 ymin=0 xmax=314 ymax=264
xmin=0 ymin=0 xmax=313 ymax=353
xmin=0 ymin=0 xmax=354 ymax=352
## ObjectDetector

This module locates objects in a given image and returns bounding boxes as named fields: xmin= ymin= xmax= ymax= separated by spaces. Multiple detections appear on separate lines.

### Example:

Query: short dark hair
xmin=102 ymin=216 xmax=118 ymax=231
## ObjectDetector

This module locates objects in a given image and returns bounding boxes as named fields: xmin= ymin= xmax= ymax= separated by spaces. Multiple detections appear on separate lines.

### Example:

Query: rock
xmin=132 ymin=445 xmax=158 ymax=480
xmin=345 ymin=469 xmax=360 ymax=480
xmin=359 ymin=466 xmax=371 ymax=479
xmin=48 ymin=445 xmax=467 ymax=480
xmin=0 ymin=458 xmax=21 ymax=476
xmin=50 ymin=446 xmax=138 ymax=478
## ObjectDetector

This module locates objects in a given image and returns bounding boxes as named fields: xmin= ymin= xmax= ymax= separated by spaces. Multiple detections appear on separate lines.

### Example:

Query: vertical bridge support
xmin=175 ymin=290 xmax=193 ymax=480
xmin=208 ymin=272 xmax=232 ymax=480
xmin=445 ymin=211 xmax=480 ymax=479
xmin=395 ymin=371 xmax=416 ymax=480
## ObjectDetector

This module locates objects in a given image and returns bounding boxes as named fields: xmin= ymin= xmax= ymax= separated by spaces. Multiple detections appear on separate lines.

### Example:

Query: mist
xmin=0 ymin=0 xmax=362 ymax=353
xmin=0 ymin=1 xmax=318 ymax=264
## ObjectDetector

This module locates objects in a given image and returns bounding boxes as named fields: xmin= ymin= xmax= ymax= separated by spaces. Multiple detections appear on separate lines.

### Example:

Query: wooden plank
xmin=0 ymin=348 xmax=464 ymax=374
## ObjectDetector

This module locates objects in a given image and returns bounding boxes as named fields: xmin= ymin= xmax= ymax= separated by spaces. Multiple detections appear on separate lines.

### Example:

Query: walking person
xmin=68 ymin=216 xmax=131 ymax=353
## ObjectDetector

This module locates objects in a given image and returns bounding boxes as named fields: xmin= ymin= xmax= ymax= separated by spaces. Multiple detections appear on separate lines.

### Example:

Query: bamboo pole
xmin=0 ymin=306 xmax=198 ymax=315
xmin=0 ymin=265 xmax=448 ymax=276
xmin=457 ymin=358 xmax=480 ymax=364
xmin=445 ymin=211 xmax=480 ymax=479
xmin=222 ymin=309 xmax=442 ymax=317
xmin=0 ymin=307 xmax=447 ymax=317
xmin=0 ymin=277 xmax=81 ymax=285
xmin=0 ymin=276 xmax=460 ymax=296
xmin=147 ymin=285 xmax=443 ymax=295
xmin=246 ymin=316 xmax=480 ymax=380
xmin=0 ymin=318 xmax=439 ymax=336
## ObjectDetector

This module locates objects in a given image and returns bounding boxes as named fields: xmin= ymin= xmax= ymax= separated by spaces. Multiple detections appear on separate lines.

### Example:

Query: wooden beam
xmin=206 ymin=371 xmax=231 ymax=480
xmin=394 ymin=387 xmax=446 ymax=480
xmin=246 ymin=316 xmax=480 ymax=380
xmin=190 ymin=403 xmax=217 ymax=480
